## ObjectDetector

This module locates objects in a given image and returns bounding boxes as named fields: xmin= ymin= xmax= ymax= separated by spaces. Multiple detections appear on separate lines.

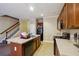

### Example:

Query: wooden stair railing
xmin=2 ymin=15 xmax=19 ymax=20
xmin=0 ymin=22 xmax=19 ymax=39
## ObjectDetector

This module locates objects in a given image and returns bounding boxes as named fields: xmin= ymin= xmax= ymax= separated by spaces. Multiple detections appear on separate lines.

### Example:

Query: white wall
xmin=43 ymin=16 xmax=59 ymax=42
xmin=29 ymin=17 xmax=36 ymax=35
xmin=0 ymin=16 xmax=18 ymax=43
xmin=61 ymin=29 xmax=79 ymax=43
xmin=19 ymin=18 xmax=30 ymax=33
xmin=28 ymin=16 xmax=60 ymax=42
xmin=19 ymin=17 xmax=36 ymax=36
xmin=0 ymin=17 xmax=18 ymax=33
xmin=25 ymin=16 xmax=60 ymax=42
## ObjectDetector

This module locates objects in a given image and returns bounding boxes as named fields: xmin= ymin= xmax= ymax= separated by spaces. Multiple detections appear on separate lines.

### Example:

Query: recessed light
xmin=29 ymin=6 xmax=34 ymax=11
xmin=41 ymin=13 xmax=44 ymax=17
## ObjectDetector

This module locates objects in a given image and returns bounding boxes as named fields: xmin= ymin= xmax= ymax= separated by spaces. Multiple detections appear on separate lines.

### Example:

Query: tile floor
xmin=33 ymin=42 xmax=54 ymax=56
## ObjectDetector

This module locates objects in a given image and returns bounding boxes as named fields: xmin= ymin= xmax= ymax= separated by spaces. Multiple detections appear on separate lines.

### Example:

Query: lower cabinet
xmin=36 ymin=36 xmax=41 ymax=49
xmin=10 ymin=36 xmax=41 ymax=56
xmin=24 ymin=40 xmax=35 ymax=56
xmin=10 ymin=43 xmax=24 ymax=56
xmin=54 ymin=39 xmax=60 ymax=56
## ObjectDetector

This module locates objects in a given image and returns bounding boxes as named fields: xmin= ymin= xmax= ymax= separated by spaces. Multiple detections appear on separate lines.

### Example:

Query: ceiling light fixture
xmin=29 ymin=6 xmax=34 ymax=11
xmin=41 ymin=13 xmax=44 ymax=17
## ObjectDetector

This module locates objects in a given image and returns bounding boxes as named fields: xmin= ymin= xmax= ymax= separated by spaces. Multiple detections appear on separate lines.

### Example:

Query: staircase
xmin=0 ymin=24 xmax=19 ymax=45
xmin=0 ymin=15 xmax=19 ymax=44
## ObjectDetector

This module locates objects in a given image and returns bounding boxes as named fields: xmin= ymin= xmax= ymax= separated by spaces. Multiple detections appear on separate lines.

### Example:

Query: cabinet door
xmin=75 ymin=3 xmax=79 ymax=27
xmin=62 ymin=4 xmax=67 ymax=29
xmin=10 ymin=43 xmax=24 ymax=56
xmin=67 ymin=3 xmax=75 ymax=28
xmin=24 ymin=41 xmax=33 ymax=56
xmin=57 ymin=4 xmax=67 ymax=30
xmin=57 ymin=5 xmax=64 ymax=30
xmin=36 ymin=36 xmax=41 ymax=48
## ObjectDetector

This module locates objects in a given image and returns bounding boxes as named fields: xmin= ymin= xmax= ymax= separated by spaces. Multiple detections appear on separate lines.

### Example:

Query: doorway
xmin=36 ymin=18 xmax=43 ymax=41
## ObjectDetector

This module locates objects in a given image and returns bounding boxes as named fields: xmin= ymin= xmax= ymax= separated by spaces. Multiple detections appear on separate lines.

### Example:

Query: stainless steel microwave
xmin=57 ymin=20 xmax=64 ymax=30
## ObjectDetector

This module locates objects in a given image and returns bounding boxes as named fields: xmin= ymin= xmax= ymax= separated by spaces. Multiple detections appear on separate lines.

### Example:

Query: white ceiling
xmin=0 ymin=3 xmax=64 ymax=19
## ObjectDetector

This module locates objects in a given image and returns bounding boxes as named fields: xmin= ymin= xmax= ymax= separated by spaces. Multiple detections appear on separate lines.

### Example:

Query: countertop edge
xmin=7 ymin=35 xmax=40 ymax=44
xmin=55 ymin=38 xmax=79 ymax=56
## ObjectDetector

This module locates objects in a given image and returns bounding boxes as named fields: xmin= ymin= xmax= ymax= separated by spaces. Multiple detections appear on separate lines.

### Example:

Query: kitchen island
xmin=7 ymin=35 xmax=41 ymax=56
xmin=54 ymin=38 xmax=79 ymax=56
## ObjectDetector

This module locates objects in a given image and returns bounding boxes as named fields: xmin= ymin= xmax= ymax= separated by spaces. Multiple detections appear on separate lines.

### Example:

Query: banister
xmin=7 ymin=23 xmax=19 ymax=33
xmin=0 ymin=22 xmax=19 ymax=34
xmin=1 ymin=15 xmax=19 ymax=20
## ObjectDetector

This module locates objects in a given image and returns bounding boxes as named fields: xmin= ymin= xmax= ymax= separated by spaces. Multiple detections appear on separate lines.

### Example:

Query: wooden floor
xmin=33 ymin=42 xmax=54 ymax=56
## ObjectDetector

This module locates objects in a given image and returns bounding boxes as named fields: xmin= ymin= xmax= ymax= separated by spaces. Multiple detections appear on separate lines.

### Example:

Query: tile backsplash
xmin=60 ymin=29 xmax=79 ymax=45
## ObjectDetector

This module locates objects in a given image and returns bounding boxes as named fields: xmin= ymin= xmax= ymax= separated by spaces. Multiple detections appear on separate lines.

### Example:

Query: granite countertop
xmin=7 ymin=35 xmax=40 ymax=44
xmin=56 ymin=39 xmax=79 ymax=56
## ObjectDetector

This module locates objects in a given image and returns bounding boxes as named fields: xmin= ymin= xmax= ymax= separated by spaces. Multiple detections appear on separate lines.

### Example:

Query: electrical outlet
xmin=14 ymin=47 xmax=17 ymax=51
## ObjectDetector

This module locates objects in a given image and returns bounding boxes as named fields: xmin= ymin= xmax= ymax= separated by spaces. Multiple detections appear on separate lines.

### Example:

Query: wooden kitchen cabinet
xmin=36 ymin=36 xmax=41 ymax=48
xmin=67 ymin=3 xmax=79 ymax=28
xmin=24 ymin=40 xmax=34 ymax=56
xmin=57 ymin=4 xmax=67 ymax=30
xmin=62 ymin=4 xmax=67 ymax=29
xmin=9 ymin=36 xmax=41 ymax=56
xmin=67 ymin=3 xmax=75 ymax=28
xmin=58 ymin=3 xmax=79 ymax=29
xmin=54 ymin=38 xmax=60 ymax=56
xmin=75 ymin=4 xmax=79 ymax=27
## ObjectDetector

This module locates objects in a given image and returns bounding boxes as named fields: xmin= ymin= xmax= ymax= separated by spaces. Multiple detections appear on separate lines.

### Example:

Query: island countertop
xmin=55 ymin=38 xmax=79 ymax=56
xmin=7 ymin=35 xmax=40 ymax=44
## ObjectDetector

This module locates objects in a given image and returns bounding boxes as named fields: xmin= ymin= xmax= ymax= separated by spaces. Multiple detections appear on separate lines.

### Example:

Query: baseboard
xmin=43 ymin=40 xmax=54 ymax=43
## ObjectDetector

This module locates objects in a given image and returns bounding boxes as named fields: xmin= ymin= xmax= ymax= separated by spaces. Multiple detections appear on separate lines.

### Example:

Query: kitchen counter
xmin=7 ymin=35 xmax=40 ymax=44
xmin=55 ymin=39 xmax=79 ymax=56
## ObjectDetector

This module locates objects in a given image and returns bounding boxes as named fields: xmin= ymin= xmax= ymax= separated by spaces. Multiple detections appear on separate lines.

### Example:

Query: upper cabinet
xmin=62 ymin=4 xmax=67 ymax=29
xmin=75 ymin=4 xmax=79 ymax=27
xmin=57 ymin=3 xmax=79 ymax=30
xmin=67 ymin=3 xmax=75 ymax=29
xmin=57 ymin=4 xmax=67 ymax=30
